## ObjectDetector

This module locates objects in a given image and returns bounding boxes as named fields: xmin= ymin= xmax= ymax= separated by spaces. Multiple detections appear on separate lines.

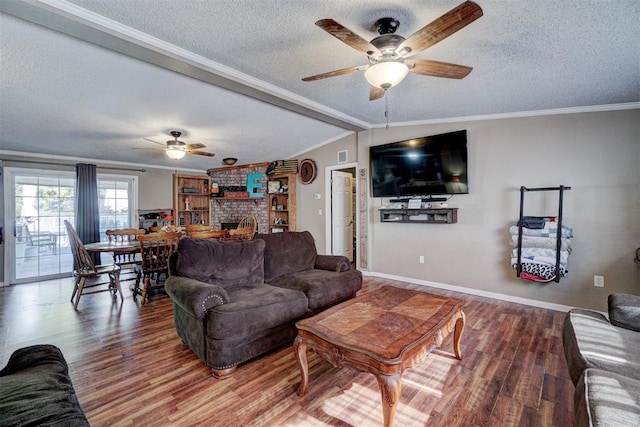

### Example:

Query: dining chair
xmin=228 ymin=227 xmax=254 ymax=240
xmin=63 ymin=220 xmax=122 ymax=310
xmin=184 ymin=224 xmax=211 ymax=236
xmin=186 ymin=229 xmax=230 ymax=239
xmin=231 ymin=215 xmax=258 ymax=240
xmin=134 ymin=231 xmax=182 ymax=305
xmin=106 ymin=228 xmax=145 ymax=287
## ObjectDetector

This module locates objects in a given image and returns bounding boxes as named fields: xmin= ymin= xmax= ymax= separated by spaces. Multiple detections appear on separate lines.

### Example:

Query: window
xmin=98 ymin=176 xmax=137 ymax=240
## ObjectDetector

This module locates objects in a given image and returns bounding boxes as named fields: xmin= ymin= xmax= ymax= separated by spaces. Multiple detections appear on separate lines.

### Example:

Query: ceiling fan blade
xmin=143 ymin=137 xmax=166 ymax=147
xmin=302 ymin=65 xmax=367 ymax=82
xmin=315 ymin=19 xmax=381 ymax=56
xmin=186 ymin=143 xmax=206 ymax=150
xmin=408 ymin=59 xmax=473 ymax=79
xmin=396 ymin=1 xmax=483 ymax=58
xmin=369 ymin=86 xmax=386 ymax=101
xmin=188 ymin=150 xmax=215 ymax=157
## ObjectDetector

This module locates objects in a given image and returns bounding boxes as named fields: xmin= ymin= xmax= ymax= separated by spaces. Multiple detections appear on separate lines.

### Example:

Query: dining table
xmin=83 ymin=240 xmax=141 ymax=254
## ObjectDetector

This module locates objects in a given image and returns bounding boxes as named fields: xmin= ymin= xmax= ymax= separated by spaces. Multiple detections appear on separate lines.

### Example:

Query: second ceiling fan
xmin=302 ymin=1 xmax=483 ymax=100
xmin=140 ymin=131 xmax=215 ymax=160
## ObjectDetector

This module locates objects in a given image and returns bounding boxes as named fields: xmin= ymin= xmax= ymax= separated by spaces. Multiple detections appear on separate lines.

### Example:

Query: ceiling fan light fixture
xmin=222 ymin=157 xmax=238 ymax=165
xmin=364 ymin=61 xmax=409 ymax=89
xmin=165 ymin=147 xmax=186 ymax=160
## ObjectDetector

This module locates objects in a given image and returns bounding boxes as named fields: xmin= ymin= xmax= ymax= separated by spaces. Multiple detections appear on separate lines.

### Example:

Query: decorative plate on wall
xmin=299 ymin=159 xmax=317 ymax=184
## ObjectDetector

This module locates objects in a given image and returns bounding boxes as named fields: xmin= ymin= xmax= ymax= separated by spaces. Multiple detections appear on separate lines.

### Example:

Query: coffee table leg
xmin=293 ymin=335 xmax=309 ymax=396
xmin=453 ymin=310 xmax=466 ymax=360
xmin=376 ymin=372 xmax=402 ymax=427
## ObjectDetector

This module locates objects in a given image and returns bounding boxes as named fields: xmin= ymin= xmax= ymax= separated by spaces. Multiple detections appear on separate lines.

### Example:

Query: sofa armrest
xmin=0 ymin=345 xmax=67 ymax=377
xmin=608 ymin=293 xmax=640 ymax=332
xmin=165 ymin=276 xmax=230 ymax=319
xmin=315 ymin=255 xmax=350 ymax=272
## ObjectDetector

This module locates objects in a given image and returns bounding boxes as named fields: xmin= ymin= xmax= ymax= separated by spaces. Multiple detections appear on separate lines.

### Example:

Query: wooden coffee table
xmin=293 ymin=286 xmax=466 ymax=427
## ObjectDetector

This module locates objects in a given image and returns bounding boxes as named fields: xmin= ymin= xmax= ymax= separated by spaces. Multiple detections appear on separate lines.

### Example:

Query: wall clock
xmin=299 ymin=159 xmax=317 ymax=184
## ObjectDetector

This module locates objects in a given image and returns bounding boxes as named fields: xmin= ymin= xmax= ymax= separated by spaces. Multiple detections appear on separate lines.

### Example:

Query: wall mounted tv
xmin=370 ymin=130 xmax=468 ymax=198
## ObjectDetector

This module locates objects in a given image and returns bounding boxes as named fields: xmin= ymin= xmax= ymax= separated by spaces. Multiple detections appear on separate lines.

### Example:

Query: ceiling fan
xmin=138 ymin=131 xmax=215 ymax=160
xmin=302 ymin=1 xmax=483 ymax=100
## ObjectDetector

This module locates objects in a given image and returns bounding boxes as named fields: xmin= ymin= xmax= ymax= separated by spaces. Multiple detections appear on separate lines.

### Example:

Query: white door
xmin=331 ymin=170 xmax=353 ymax=261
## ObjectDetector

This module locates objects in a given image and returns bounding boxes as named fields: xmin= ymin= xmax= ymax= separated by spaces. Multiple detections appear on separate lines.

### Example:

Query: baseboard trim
xmin=363 ymin=271 xmax=576 ymax=313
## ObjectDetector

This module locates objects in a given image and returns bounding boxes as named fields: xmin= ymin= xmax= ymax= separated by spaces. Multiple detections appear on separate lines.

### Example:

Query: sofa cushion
xmin=207 ymin=283 xmax=308 ymax=339
xmin=563 ymin=309 xmax=640 ymax=385
xmin=268 ymin=268 xmax=362 ymax=310
xmin=176 ymin=238 xmax=265 ymax=287
xmin=0 ymin=345 xmax=89 ymax=427
xmin=256 ymin=231 xmax=317 ymax=282
xmin=575 ymin=368 xmax=640 ymax=427
xmin=608 ymin=293 xmax=640 ymax=332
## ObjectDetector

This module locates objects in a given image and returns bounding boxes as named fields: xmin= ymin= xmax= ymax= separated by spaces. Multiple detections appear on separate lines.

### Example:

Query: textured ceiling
xmin=1 ymin=0 xmax=638 ymax=171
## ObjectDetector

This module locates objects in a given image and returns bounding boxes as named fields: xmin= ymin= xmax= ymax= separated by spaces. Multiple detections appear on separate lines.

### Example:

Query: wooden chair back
xmin=235 ymin=215 xmax=258 ymax=239
xmin=184 ymin=224 xmax=211 ymax=236
xmin=134 ymin=232 xmax=182 ymax=304
xmin=106 ymin=228 xmax=146 ymax=265
xmin=187 ymin=229 xmax=229 ymax=239
xmin=137 ymin=232 xmax=182 ymax=275
xmin=106 ymin=228 xmax=145 ymax=242
xmin=64 ymin=220 xmax=96 ymax=273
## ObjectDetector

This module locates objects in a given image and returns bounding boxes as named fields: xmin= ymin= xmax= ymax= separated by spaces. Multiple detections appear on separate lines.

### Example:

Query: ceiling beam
xmin=1 ymin=0 xmax=369 ymax=132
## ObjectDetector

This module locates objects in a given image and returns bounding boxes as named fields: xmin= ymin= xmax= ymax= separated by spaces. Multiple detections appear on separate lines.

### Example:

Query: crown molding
xmin=0 ymin=150 xmax=206 ymax=173
xmin=372 ymin=102 xmax=640 ymax=129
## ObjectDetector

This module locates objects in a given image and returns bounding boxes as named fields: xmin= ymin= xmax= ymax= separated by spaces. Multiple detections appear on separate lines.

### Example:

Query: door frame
xmin=324 ymin=162 xmax=358 ymax=266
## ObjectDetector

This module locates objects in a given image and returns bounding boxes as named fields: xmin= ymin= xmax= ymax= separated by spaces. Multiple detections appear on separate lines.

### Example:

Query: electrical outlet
xmin=419 ymin=256 xmax=425 ymax=264
xmin=594 ymin=275 xmax=605 ymax=287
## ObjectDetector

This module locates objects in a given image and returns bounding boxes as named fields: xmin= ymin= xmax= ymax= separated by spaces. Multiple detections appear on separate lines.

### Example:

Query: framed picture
xmin=268 ymin=180 xmax=281 ymax=194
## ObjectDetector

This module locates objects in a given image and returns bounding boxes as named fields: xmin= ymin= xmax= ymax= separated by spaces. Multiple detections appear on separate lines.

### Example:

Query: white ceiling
xmin=1 ymin=0 xmax=638 ymax=171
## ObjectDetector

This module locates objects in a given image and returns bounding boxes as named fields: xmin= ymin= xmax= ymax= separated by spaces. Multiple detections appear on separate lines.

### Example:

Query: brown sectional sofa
xmin=562 ymin=293 xmax=640 ymax=426
xmin=165 ymin=231 xmax=362 ymax=378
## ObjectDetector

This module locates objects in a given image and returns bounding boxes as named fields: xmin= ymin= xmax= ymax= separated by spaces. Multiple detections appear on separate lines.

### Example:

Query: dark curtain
xmin=76 ymin=163 xmax=101 ymax=265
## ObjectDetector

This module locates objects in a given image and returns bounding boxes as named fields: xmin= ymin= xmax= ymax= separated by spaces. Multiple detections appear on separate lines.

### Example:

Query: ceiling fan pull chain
xmin=385 ymin=90 xmax=390 ymax=131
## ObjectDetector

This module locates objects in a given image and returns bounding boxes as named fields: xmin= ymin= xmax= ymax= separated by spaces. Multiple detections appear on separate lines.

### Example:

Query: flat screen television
xmin=370 ymin=130 xmax=468 ymax=198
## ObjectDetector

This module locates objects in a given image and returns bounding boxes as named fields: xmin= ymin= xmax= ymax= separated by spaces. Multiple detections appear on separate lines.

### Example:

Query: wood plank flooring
xmin=0 ymin=276 xmax=575 ymax=426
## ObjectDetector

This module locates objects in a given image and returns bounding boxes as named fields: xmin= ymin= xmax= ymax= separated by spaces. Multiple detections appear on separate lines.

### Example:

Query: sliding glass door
xmin=4 ymin=167 xmax=138 ymax=284
xmin=6 ymin=169 xmax=76 ymax=283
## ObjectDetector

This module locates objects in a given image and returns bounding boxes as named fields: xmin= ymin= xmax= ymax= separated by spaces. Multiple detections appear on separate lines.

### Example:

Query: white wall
xmin=299 ymin=108 xmax=640 ymax=311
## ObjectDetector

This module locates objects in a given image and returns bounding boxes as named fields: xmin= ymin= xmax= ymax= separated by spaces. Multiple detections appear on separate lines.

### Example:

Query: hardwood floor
xmin=0 ymin=276 xmax=575 ymax=426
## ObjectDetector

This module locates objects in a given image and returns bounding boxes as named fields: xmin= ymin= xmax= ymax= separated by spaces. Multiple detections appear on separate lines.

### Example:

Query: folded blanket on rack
xmin=514 ymin=262 xmax=568 ymax=280
xmin=509 ymin=225 xmax=573 ymax=239
xmin=517 ymin=216 xmax=548 ymax=229
xmin=510 ymin=235 xmax=573 ymax=251
xmin=520 ymin=271 xmax=556 ymax=283
xmin=511 ymin=248 xmax=569 ymax=268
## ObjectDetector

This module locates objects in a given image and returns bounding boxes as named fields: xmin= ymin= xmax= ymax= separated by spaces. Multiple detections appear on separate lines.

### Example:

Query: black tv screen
xmin=370 ymin=130 xmax=468 ymax=197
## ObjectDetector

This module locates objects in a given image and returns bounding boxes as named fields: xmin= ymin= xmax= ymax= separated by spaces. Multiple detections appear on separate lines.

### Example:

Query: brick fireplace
xmin=208 ymin=163 xmax=269 ymax=233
